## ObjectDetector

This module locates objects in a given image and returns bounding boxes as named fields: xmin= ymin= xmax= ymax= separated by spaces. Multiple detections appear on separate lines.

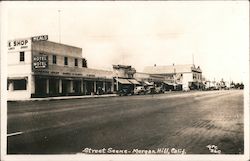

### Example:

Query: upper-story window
xmin=75 ymin=58 xmax=78 ymax=67
xmin=20 ymin=52 xmax=25 ymax=62
xmin=52 ymin=55 xmax=57 ymax=64
xmin=64 ymin=57 xmax=68 ymax=65
xmin=82 ymin=58 xmax=87 ymax=68
xmin=193 ymin=73 xmax=196 ymax=79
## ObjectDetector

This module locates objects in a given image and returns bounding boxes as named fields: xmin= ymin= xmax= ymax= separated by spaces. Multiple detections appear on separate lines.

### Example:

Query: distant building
xmin=143 ymin=64 xmax=203 ymax=90
xmin=112 ymin=65 xmax=140 ymax=92
xmin=7 ymin=35 xmax=114 ymax=100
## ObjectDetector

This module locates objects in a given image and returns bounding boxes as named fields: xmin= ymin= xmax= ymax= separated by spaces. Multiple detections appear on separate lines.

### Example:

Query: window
xmin=82 ymin=58 xmax=87 ymax=67
xmin=52 ymin=55 xmax=57 ymax=64
xmin=193 ymin=73 xmax=196 ymax=79
xmin=75 ymin=58 xmax=78 ymax=67
xmin=20 ymin=52 xmax=25 ymax=62
xmin=7 ymin=80 xmax=9 ymax=90
xmin=13 ymin=79 xmax=26 ymax=90
xmin=64 ymin=57 xmax=68 ymax=65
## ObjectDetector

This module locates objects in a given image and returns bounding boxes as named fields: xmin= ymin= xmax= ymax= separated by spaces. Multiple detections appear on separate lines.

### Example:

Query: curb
xmin=8 ymin=94 xmax=118 ymax=102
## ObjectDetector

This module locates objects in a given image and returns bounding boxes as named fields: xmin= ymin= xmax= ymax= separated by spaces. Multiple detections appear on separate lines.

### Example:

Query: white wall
xmin=182 ymin=73 xmax=193 ymax=90
xmin=8 ymin=50 xmax=32 ymax=75
xmin=7 ymin=50 xmax=32 ymax=100
xmin=7 ymin=90 xmax=31 ymax=101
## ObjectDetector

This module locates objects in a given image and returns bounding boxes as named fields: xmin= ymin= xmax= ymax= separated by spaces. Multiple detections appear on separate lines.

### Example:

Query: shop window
xmin=20 ymin=52 xmax=25 ymax=62
xmin=13 ymin=79 xmax=27 ymax=90
xmin=53 ymin=55 xmax=57 ymax=64
xmin=64 ymin=57 xmax=68 ymax=65
xmin=75 ymin=58 xmax=78 ymax=67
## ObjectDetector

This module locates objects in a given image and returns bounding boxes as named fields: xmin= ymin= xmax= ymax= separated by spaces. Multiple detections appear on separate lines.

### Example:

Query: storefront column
xmin=30 ymin=76 xmax=35 ymax=94
xmin=59 ymin=79 xmax=62 ymax=94
xmin=80 ymin=80 xmax=84 ymax=93
xmin=103 ymin=82 xmax=106 ymax=92
xmin=46 ymin=79 xmax=49 ymax=94
xmin=84 ymin=81 xmax=87 ymax=95
xmin=9 ymin=82 xmax=13 ymax=91
xmin=111 ymin=80 xmax=114 ymax=92
xmin=69 ymin=80 xmax=74 ymax=93
xmin=94 ymin=81 xmax=97 ymax=93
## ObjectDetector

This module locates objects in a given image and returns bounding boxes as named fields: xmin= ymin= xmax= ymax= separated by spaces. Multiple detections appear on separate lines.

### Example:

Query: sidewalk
xmin=8 ymin=94 xmax=118 ymax=102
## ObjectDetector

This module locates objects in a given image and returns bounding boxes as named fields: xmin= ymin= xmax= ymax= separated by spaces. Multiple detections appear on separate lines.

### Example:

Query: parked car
xmin=118 ymin=87 xmax=133 ymax=96
xmin=146 ymin=86 xmax=155 ymax=94
xmin=183 ymin=86 xmax=190 ymax=92
xmin=155 ymin=86 xmax=164 ymax=94
xmin=134 ymin=86 xmax=146 ymax=95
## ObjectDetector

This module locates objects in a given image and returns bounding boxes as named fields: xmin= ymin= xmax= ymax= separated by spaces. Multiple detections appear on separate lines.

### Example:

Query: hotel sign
xmin=32 ymin=35 xmax=48 ymax=42
xmin=33 ymin=55 xmax=48 ymax=69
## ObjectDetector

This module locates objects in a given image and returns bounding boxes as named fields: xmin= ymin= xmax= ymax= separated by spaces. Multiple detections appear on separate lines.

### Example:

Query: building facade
xmin=143 ymin=64 xmax=203 ymax=90
xmin=7 ymin=35 xmax=114 ymax=100
xmin=7 ymin=35 xmax=205 ymax=100
xmin=112 ymin=65 xmax=140 ymax=92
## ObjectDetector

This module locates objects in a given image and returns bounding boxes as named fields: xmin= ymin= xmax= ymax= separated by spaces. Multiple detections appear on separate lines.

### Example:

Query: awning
xmin=144 ymin=81 xmax=154 ymax=86
xmin=8 ymin=76 xmax=28 ymax=80
xmin=128 ymin=79 xmax=141 ymax=85
xmin=115 ymin=78 xmax=132 ymax=84
xmin=163 ymin=81 xmax=176 ymax=86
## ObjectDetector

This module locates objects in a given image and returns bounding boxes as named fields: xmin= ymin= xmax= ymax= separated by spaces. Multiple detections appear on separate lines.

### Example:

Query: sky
xmin=3 ymin=1 xmax=249 ymax=83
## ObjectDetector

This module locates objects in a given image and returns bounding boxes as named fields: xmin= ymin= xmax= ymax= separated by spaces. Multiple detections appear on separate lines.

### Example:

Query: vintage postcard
xmin=1 ymin=1 xmax=249 ymax=161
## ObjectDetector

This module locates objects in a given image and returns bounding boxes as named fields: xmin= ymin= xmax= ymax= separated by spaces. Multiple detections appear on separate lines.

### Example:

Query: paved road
xmin=7 ymin=90 xmax=244 ymax=154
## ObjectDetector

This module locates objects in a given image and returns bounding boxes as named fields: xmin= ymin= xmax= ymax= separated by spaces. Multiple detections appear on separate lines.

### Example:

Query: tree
xmin=230 ymin=81 xmax=235 ymax=88
xmin=240 ymin=83 xmax=244 ymax=89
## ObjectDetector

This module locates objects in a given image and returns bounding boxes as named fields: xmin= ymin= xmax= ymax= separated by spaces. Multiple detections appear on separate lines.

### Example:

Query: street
xmin=7 ymin=90 xmax=244 ymax=154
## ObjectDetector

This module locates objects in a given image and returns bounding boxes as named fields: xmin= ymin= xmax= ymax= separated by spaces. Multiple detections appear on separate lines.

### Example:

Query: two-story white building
xmin=7 ymin=35 xmax=114 ymax=100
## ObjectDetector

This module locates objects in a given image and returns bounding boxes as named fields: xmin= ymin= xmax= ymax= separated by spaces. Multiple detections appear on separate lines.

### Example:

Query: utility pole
xmin=58 ymin=10 xmax=61 ymax=43
xmin=192 ymin=53 xmax=194 ymax=66
xmin=173 ymin=63 xmax=176 ymax=90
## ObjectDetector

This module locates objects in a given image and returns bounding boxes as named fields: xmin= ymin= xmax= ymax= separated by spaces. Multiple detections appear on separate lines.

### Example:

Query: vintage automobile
xmin=134 ymin=86 xmax=146 ymax=95
xmin=118 ymin=87 xmax=133 ymax=96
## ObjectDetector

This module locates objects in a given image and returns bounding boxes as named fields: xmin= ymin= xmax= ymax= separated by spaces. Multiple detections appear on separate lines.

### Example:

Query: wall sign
xmin=8 ymin=39 xmax=31 ymax=51
xmin=33 ymin=55 xmax=48 ymax=69
xmin=32 ymin=35 xmax=48 ymax=42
